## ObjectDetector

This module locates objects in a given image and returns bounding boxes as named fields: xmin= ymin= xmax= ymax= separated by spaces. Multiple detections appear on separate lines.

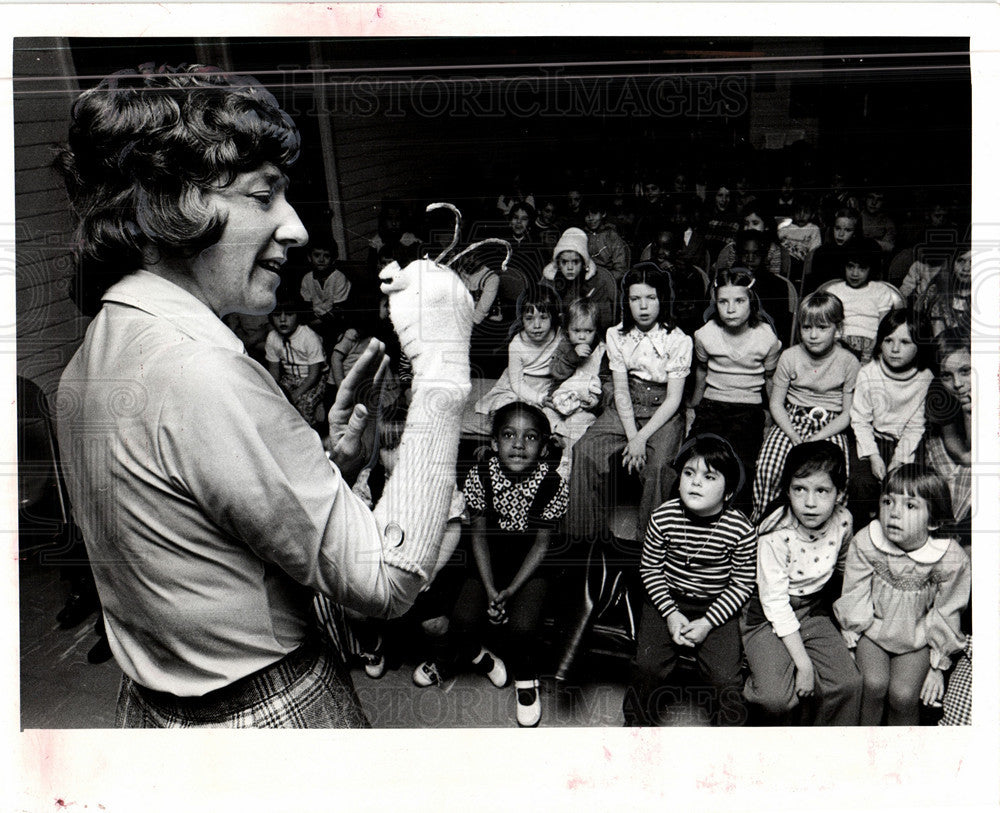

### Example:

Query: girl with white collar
xmin=834 ymin=465 xmax=970 ymax=725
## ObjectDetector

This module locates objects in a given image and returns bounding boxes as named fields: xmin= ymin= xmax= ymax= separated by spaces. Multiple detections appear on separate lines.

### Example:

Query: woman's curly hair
xmin=55 ymin=63 xmax=301 ymax=295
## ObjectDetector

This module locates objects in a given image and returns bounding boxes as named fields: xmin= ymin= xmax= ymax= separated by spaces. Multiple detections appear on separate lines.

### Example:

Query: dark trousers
xmin=623 ymin=595 xmax=746 ymax=727
xmin=848 ymin=434 xmax=896 ymax=531
xmin=688 ymin=399 xmax=765 ymax=517
xmin=447 ymin=574 xmax=548 ymax=681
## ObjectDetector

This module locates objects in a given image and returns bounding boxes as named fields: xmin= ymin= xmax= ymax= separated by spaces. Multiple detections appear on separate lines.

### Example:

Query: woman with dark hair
xmin=567 ymin=263 xmax=693 ymax=542
xmin=55 ymin=64 xmax=474 ymax=728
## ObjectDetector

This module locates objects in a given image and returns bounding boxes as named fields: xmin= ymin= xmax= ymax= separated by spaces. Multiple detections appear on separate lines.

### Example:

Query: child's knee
xmin=861 ymin=669 xmax=890 ymax=699
xmin=421 ymin=616 xmax=449 ymax=637
xmin=887 ymin=679 xmax=920 ymax=713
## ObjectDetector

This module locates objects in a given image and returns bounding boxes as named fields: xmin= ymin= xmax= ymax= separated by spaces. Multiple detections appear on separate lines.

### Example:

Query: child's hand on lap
xmin=869 ymin=454 xmax=887 ymax=481
xmin=667 ymin=612 xmax=694 ymax=647
xmin=793 ymin=662 xmax=816 ymax=698
xmin=623 ymin=436 xmax=647 ymax=473
xmin=920 ymin=667 xmax=945 ymax=707
xmin=680 ymin=617 xmax=712 ymax=646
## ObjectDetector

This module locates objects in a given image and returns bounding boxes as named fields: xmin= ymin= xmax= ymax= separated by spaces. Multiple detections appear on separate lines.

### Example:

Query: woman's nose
xmin=274 ymin=197 xmax=308 ymax=247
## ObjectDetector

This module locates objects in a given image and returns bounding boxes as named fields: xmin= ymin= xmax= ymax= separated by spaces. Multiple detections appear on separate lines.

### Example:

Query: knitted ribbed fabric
xmin=374 ymin=259 xmax=474 ymax=585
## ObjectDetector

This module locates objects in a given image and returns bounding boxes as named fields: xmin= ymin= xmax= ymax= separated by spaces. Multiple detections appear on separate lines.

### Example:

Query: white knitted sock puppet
xmin=372 ymin=258 xmax=474 ymax=591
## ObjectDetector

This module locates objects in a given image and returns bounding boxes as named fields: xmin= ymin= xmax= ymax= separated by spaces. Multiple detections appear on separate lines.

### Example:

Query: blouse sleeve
xmin=666 ymin=330 xmax=693 ymax=379
xmin=264 ymin=330 xmax=281 ymax=363
xmin=462 ymin=465 xmax=486 ymax=517
xmin=833 ymin=531 xmax=877 ymax=646
xmin=757 ymin=530 xmax=799 ymax=637
xmin=640 ymin=513 xmax=678 ymax=620
xmin=924 ymin=543 xmax=972 ymax=670
xmin=605 ymin=327 xmax=626 ymax=373
xmin=301 ymin=329 xmax=326 ymax=365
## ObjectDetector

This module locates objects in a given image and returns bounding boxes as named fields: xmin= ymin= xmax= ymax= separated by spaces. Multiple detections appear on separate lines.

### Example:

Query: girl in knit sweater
xmin=847 ymin=308 xmax=934 ymax=529
xmin=834 ymin=465 xmax=970 ymax=725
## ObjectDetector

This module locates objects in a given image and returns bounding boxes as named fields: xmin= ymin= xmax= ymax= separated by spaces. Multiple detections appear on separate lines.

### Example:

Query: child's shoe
xmin=412 ymin=661 xmax=444 ymax=687
xmin=358 ymin=633 xmax=386 ymax=679
xmin=471 ymin=646 xmax=508 ymax=688
xmin=515 ymin=679 xmax=542 ymax=727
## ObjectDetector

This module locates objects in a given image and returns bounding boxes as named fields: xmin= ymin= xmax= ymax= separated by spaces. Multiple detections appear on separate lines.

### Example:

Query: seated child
xmin=583 ymin=199 xmax=629 ymax=283
xmin=568 ymin=264 xmax=692 ymax=543
xmin=541 ymin=227 xmax=618 ymax=332
xmin=777 ymin=194 xmax=822 ymax=287
xmin=802 ymin=207 xmax=860 ymax=292
xmin=920 ymin=329 xmax=971 ymax=532
xmin=928 ymin=247 xmax=972 ymax=337
xmin=299 ymin=237 xmax=352 ymax=348
xmin=413 ymin=402 xmax=569 ymax=728
xmin=690 ymin=267 xmax=782 ymax=516
xmin=476 ymin=285 xmax=561 ymax=415
xmin=848 ymin=307 xmax=934 ymax=529
xmin=623 ymin=435 xmax=756 ymax=727
xmin=820 ymin=238 xmax=903 ymax=363
xmin=265 ymin=289 xmax=326 ymax=429
xmin=544 ymin=297 xmax=608 ymax=479
xmin=752 ymin=292 xmax=860 ymax=521
xmin=834 ymin=465 xmax=970 ymax=725
xmin=328 ymin=295 xmax=401 ymax=411
xmin=742 ymin=441 xmax=862 ymax=724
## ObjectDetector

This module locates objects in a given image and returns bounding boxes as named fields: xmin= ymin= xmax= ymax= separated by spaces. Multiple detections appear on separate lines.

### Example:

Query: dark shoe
xmin=87 ymin=635 xmax=113 ymax=664
xmin=56 ymin=591 xmax=98 ymax=629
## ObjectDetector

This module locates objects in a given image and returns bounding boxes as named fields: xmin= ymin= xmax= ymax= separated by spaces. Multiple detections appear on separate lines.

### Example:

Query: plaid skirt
xmin=115 ymin=636 xmax=370 ymax=728
xmin=752 ymin=402 xmax=850 ymax=523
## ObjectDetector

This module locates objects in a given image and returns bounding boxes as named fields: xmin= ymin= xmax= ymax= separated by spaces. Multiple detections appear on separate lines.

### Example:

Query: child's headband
xmin=714 ymin=269 xmax=756 ymax=289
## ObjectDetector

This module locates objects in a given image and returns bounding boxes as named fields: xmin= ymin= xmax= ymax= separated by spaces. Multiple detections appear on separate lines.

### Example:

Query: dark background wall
xmin=14 ymin=36 xmax=971 ymax=397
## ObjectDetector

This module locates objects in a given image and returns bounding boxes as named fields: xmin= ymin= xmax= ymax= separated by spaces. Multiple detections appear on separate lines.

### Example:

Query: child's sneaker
xmin=412 ymin=661 xmax=444 ymax=687
xmin=471 ymin=646 xmax=508 ymax=688
xmin=515 ymin=678 xmax=542 ymax=727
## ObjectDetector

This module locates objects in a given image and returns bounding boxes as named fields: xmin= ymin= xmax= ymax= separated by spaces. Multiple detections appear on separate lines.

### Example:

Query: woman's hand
xmin=326 ymin=339 xmax=388 ymax=477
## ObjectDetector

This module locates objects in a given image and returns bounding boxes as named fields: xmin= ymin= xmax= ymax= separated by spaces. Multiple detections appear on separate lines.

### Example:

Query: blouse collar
xmin=620 ymin=323 xmax=673 ymax=357
xmin=868 ymin=520 xmax=951 ymax=564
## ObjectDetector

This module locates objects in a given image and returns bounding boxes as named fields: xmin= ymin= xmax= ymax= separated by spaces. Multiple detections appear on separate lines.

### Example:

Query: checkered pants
xmin=939 ymin=635 xmax=972 ymax=726
xmin=752 ymin=403 xmax=850 ymax=523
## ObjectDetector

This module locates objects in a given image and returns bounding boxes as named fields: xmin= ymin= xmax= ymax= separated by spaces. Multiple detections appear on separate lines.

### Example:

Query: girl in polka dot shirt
xmin=741 ymin=441 xmax=863 ymax=724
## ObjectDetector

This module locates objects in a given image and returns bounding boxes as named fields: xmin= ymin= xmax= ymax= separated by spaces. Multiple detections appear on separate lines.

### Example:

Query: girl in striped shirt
xmin=623 ymin=435 xmax=757 ymax=727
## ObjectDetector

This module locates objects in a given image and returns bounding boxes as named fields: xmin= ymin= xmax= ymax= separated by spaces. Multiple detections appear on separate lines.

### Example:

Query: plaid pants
xmin=752 ymin=403 xmax=849 ymax=523
xmin=115 ymin=636 xmax=370 ymax=728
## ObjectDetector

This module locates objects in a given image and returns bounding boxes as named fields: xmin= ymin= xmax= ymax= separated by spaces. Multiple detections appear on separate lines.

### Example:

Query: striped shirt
xmin=641 ymin=499 xmax=757 ymax=628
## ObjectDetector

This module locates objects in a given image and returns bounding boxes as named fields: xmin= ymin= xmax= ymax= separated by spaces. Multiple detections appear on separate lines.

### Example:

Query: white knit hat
xmin=542 ymin=227 xmax=597 ymax=281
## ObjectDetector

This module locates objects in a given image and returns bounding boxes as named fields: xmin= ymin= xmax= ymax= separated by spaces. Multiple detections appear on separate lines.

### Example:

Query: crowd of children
xmin=230 ymin=172 xmax=973 ymax=728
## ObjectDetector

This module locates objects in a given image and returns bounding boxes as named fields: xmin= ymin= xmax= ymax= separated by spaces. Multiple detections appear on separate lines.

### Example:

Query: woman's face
xmin=189 ymin=163 xmax=307 ymax=317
